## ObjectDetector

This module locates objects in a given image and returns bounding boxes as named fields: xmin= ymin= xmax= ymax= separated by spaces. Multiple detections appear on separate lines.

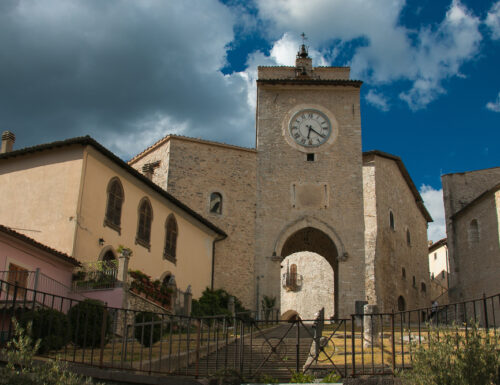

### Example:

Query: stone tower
xmin=255 ymin=45 xmax=366 ymax=318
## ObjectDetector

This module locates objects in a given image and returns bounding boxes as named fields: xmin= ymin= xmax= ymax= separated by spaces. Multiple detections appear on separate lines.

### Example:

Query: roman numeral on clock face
xmin=289 ymin=109 xmax=332 ymax=147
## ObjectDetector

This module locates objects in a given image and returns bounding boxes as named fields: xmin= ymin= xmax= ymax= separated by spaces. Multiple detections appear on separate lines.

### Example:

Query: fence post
xmin=296 ymin=318 xmax=300 ymax=373
xmin=99 ymin=304 xmax=108 ymax=368
xmin=391 ymin=310 xmax=396 ymax=374
xmin=34 ymin=268 xmax=40 ymax=291
xmin=351 ymin=314 xmax=356 ymax=377
xmin=195 ymin=320 xmax=201 ymax=379
xmin=8 ymin=284 xmax=19 ymax=340
xmin=482 ymin=293 xmax=489 ymax=330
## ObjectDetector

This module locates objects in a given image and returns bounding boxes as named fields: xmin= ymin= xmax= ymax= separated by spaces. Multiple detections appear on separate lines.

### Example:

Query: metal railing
xmin=0 ymin=278 xmax=498 ymax=381
xmin=0 ymin=270 xmax=86 ymax=301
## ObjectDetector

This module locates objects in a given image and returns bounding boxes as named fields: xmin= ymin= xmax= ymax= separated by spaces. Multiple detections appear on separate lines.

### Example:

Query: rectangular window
xmin=434 ymin=252 xmax=437 ymax=260
xmin=306 ymin=153 xmax=315 ymax=162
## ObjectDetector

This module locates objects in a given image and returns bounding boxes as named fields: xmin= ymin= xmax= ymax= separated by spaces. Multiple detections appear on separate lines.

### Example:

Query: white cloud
xmin=486 ymin=92 xmax=500 ymax=112
xmin=486 ymin=2 xmax=500 ymax=40
xmin=420 ymin=185 xmax=446 ymax=243
xmin=365 ymin=90 xmax=390 ymax=111
xmin=255 ymin=0 xmax=482 ymax=110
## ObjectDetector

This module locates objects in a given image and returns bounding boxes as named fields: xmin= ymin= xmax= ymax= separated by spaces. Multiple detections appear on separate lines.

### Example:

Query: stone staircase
xmin=177 ymin=323 xmax=315 ymax=381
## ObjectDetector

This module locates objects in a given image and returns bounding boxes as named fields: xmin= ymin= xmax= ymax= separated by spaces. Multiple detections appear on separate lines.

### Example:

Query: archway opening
xmin=279 ymin=227 xmax=338 ymax=320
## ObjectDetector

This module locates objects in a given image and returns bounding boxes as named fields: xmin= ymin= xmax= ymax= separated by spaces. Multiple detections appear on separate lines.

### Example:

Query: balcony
xmin=282 ymin=271 xmax=303 ymax=292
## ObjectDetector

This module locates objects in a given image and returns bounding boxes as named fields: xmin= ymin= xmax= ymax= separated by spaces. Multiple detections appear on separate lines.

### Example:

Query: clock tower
xmin=255 ymin=43 xmax=366 ymax=318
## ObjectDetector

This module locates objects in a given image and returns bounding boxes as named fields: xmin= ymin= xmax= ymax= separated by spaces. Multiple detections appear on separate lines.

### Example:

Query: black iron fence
xmin=0 ymin=279 xmax=498 ymax=381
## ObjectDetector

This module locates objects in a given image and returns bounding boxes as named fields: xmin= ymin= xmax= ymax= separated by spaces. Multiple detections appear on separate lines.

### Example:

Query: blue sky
xmin=1 ymin=0 xmax=499 ymax=240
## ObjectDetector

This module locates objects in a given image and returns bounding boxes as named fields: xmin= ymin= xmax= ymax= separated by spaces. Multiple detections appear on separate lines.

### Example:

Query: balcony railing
xmin=0 ymin=270 xmax=86 ymax=301
xmin=282 ymin=271 xmax=303 ymax=291
xmin=72 ymin=260 xmax=119 ymax=291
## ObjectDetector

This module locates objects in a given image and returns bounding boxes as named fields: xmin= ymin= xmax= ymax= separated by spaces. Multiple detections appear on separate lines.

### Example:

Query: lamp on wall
xmin=98 ymin=238 xmax=105 ymax=246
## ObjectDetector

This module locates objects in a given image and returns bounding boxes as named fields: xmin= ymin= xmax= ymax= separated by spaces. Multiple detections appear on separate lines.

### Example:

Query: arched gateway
xmin=279 ymin=227 xmax=339 ymax=320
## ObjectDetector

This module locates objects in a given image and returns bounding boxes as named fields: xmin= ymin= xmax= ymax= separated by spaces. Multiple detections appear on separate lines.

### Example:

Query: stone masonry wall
xmin=280 ymin=252 xmax=335 ymax=320
xmin=452 ymin=192 xmax=500 ymax=301
xmin=369 ymin=155 xmax=430 ymax=312
xmin=441 ymin=168 xmax=500 ymax=302
xmin=131 ymin=137 xmax=257 ymax=308
xmin=256 ymin=66 xmax=366 ymax=318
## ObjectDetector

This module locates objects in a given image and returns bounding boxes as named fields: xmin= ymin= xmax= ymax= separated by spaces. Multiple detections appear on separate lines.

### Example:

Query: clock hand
xmin=306 ymin=125 xmax=312 ymax=139
xmin=310 ymin=127 xmax=326 ymax=138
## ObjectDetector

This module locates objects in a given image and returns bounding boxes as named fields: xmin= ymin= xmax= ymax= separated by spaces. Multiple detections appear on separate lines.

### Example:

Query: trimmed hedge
xmin=19 ymin=308 xmax=70 ymax=354
xmin=134 ymin=312 xmax=161 ymax=347
xmin=67 ymin=299 xmax=112 ymax=348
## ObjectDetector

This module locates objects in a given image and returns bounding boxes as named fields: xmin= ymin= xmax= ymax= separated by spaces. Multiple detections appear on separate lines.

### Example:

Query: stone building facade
xmin=128 ymin=46 xmax=432 ymax=318
xmin=442 ymin=168 xmax=500 ymax=303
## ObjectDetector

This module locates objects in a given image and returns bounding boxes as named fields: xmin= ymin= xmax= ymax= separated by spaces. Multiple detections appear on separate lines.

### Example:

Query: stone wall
xmin=452 ymin=191 xmax=500 ymax=301
xmin=255 ymin=64 xmax=366 ymax=318
xmin=441 ymin=168 xmax=500 ymax=303
xmin=130 ymin=136 xmax=257 ymax=308
xmin=365 ymin=154 xmax=431 ymax=312
xmin=280 ymin=252 xmax=335 ymax=320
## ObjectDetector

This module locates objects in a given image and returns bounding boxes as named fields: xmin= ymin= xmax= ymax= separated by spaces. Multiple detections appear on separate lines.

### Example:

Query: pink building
xmin=0 ymin=224 xmax=81 ymax=300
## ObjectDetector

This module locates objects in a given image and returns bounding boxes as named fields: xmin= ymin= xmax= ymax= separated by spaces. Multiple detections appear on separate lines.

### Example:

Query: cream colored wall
xmin=73 ymin=146 xmax=217 ymax=299
xmin=0 ymin=147 xmax=84 ymax=255
xmin=428 ymin=244 xmax=448 ymax=278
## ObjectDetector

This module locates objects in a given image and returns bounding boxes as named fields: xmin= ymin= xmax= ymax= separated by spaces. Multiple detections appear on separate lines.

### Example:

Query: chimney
xmin=1 ymin=131 xmax=15 ymax=153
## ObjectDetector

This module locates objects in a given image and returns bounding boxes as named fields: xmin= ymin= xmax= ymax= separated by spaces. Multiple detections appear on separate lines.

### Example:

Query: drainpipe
xmin=211 ymin=235 xmax=225 ymax=290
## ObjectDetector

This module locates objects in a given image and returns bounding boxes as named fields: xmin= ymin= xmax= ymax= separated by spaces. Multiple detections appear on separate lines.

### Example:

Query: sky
xmin=1 ymin=0 xmax=499 ymax=242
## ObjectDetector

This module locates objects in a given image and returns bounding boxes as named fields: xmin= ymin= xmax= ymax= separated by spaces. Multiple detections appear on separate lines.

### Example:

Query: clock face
xmin=288 ymin=109 xmax=332 ymax=147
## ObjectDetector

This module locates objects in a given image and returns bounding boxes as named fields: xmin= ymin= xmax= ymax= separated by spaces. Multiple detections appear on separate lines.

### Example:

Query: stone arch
xmin=278 ymin=225 xmax=339 ymax=319
xmin=281 ymin=309 xmax=299 ymax=321
xmin=99 ymin=245 xmax=117 ymax=261
xmin=273 ymin=216 xmax=347 ymax=261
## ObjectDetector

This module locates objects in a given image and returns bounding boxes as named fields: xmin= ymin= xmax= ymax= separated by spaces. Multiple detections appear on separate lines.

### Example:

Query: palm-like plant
xmin=261 ymin=295 xmax=276 ymax=323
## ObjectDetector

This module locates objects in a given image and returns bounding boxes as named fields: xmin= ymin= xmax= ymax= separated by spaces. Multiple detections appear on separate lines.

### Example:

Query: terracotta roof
xmin=451 ymin=182 xmax=500 ymax=219
xmin=257 ymin=79 xmax=362 ymax=87
xmin=363 ymin=150 xmax=433 ymax=222
xmin=429 ymin=237 xmax=447 ymax=252
xmin=129 ymin=134 xmax=256 ymax=164
xmin=0 ymin=224 xmax=80 ymax=266
xmin=0 ymin=136 xmax=227 ymax=238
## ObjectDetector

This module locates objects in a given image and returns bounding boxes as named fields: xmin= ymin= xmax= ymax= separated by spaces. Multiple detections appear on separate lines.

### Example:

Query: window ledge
xmin=103 ymin=218 xmax=121 ymax=235
xmin=135 ymin=237 xmax=151 ymax=251
xmin=163 ymin=253 xmax=177 ymax=264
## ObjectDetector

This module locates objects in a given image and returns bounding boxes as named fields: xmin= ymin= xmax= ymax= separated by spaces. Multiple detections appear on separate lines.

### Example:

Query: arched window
xmin=406 ymin=229 xmax=411 ymax=246
xmin=164 ymin=214 xmax=178 ymax=262
xmin=389 ymin=210 xmax=395 ymax=230
xmin=104 ymin=178 xmax=124 ymax=232
xmin=421 ymin=282 xmax=427 ymax=293
xmin=397 ymin=296 xmax=406 ymax=311
xmin=209 ymin=192 xmax=222 ymax=214
xmin=136 ymin=198 xmax=153 ymax=249
xmin=402 ymin=267 xmax=406 ymax=279
xmin=468 ymin=219 xmax=479 ymax=245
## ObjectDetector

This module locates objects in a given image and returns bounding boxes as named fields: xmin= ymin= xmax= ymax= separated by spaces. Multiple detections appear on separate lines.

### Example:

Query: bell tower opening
xmin=279 ymin=227 xmax=339 ymax=320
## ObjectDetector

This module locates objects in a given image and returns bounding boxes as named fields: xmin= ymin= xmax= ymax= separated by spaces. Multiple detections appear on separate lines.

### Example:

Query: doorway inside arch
xmin=279 ymin=227 xmax=339 ymax=320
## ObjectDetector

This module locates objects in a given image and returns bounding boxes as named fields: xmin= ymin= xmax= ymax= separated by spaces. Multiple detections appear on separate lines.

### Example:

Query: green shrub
xmin=191 ymin=288 xmax=252 ymax=323
xmin=67 ymin=299 xmax=111 ymax=348
xmin=0 ymin=319 xmax=104 ymax=385
xmin=19 ymin=308 xmax=70 ymax=354
xmin=321 ymin=371 xmax=342 ymax=383
xmin=290 ymin=370 xmax=315 ymax=383
xmin=134 ymin=311 xmax=161 ymax=347
xmin=402 ymin=323 xmax=499 ymax=385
